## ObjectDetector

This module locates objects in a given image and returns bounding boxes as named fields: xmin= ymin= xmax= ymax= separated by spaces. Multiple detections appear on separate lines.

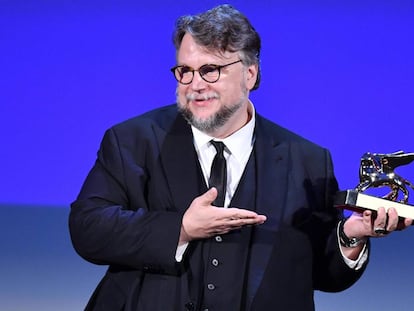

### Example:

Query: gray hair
xmin=172 ymin=4 xmax=261 ymax=90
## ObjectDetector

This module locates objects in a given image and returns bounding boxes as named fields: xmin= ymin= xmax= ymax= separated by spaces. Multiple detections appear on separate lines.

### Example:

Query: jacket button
xmin=212 ymin=258 xmax=219 ymax=266
xmin=207 ymin=283 xmax=215 ymax=290
xmin=215 ymin=236 xmax=222 ymax=242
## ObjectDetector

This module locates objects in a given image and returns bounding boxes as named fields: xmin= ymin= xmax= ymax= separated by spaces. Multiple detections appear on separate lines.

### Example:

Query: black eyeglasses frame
xmin=170 ymin=59 xmax=243 ymax=85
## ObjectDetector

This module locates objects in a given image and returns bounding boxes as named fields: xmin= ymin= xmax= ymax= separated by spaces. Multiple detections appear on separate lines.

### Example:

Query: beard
xmin=176 ymin=88 xmax=247 ymax=134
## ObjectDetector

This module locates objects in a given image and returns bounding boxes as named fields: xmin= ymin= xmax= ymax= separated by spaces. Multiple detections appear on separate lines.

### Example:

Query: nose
xmin=190 ymin=71 xmax=208 ymax=91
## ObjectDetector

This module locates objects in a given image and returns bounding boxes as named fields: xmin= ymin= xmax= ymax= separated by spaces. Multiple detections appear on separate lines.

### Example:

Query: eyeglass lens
xmin=175 ymin=64 xmax=221 ymax=84
xmin=171 ymin=60 xmax=242 ymax=85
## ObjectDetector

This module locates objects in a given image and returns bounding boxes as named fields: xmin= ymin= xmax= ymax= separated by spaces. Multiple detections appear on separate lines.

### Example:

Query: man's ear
xmin=246 ymin=63 xmax=259 ymax=91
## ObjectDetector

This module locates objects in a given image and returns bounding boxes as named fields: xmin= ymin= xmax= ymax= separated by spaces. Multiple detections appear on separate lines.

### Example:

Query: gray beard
xmin=177 ymin=100 xmax=243 ymax=134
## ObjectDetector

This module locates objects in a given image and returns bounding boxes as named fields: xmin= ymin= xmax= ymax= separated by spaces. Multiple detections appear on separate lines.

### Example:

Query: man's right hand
xmin=179 ymin=187 xmax=267 ymax=244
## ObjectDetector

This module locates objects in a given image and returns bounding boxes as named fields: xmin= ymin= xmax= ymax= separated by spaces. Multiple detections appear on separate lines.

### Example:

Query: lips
xmin=187 ymin=93 xmax=219 ymax=101
xmin=191 ymin=97 xmax=216 ymax=107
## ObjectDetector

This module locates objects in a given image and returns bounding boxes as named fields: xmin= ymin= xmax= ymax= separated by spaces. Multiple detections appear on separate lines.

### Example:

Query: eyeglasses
xmin=170 ymin=59 xmax=242 ymax=85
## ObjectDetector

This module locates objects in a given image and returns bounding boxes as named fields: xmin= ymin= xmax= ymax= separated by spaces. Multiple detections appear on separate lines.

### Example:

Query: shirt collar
xmin=191 ymin=102 xmax=256 ymax=162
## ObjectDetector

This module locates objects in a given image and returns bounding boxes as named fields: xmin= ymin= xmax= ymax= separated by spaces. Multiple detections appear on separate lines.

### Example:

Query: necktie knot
xmin=210 ymin=140 xmax=225 ymax=154
xmin=209 ymin=140 xmax=227 ymax=207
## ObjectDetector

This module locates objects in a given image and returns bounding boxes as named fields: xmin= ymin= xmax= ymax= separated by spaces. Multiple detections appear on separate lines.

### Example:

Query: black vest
xmin=186 ymin=149 xmax=257 ymax=311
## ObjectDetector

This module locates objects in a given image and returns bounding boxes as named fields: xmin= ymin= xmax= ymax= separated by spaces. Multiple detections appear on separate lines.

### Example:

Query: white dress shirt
xmin=191 ymin=109 xmax=255 ymax=209
xmin=175 ymin=102 xmax=367 ymax=268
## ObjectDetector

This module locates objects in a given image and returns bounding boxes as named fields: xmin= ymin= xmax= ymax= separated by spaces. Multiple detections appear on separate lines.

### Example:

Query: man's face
xmin=175 ymin=33 xmax=258 ymax=138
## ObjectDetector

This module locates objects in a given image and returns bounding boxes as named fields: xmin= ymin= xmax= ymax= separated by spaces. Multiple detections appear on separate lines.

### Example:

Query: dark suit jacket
xmin=69 ymin=104 xmax=367 ymax=311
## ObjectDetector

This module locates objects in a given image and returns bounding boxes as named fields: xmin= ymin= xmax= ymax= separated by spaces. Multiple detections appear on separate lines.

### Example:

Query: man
xmin=69 ymin=4 xmax=411 ymax=311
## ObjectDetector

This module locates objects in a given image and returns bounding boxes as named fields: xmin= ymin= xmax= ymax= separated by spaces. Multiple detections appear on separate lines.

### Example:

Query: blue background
xmin=1 ymin=1 xmax=413 ymax=310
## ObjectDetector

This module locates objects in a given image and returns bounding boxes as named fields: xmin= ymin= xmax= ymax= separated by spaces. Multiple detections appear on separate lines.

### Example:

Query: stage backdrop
xmin=1 ymin=1 xmax=413 ymax=310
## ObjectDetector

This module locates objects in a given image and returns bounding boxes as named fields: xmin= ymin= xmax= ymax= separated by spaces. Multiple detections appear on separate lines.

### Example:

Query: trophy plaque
xmin=335 ymin=151 xmax=414 ymax=218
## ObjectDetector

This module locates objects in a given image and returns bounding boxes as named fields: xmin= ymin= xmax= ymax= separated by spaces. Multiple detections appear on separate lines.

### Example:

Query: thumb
xmin=200 ymin=187 xmax=218 ymax=205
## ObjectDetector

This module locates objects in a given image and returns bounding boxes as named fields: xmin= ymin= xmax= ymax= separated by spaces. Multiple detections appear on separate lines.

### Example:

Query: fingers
xmin=221 ymin=207 xmax=267 ymax=224
xmin=206 ymin=207 xmax=267 ymax=237
xmin=385 ymin=208 xmax=398 ymax=232
xmin=370 ymin=207 xmax=411 ymax=237
xmin=205 ymin=209 xmax=266 ymax=237
xmin=218 ymin=214 xmax=266 ymax=227
xmin=396 ymin=216 xmax=413 ymax=230
xmin=403 ymin=218 xmax=413 ymax=227
xmin=342 ymin=207 xmax=411 ymax=242
xmin=183 ymin=191 xmax=267 ymax=240
xmin=206 ymin=217 xmax=263 ymax=237
xmin=372 ymin=207 xmax=389 ymax=235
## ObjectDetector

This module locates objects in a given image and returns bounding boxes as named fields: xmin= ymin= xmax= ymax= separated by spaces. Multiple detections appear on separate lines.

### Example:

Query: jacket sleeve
xmin=310 ymin=148 xmax=369 ymax=292
xmin=69 ymin=127 xmax=183 ymax=274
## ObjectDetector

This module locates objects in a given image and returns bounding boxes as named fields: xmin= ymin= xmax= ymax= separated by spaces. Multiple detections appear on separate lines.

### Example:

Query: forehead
xmin=177 ymin=33 xmax=238 ymax=66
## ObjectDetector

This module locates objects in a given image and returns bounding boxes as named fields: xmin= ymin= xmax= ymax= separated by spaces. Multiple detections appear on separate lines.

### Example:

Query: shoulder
xmin=254 ymin=113 xmax=333 ymax=173
xmin=104 ymin=104 xmax=186 ymax=142
xmin=98 ymin=104 xmax=183 ymax=148
xmin=255 ymin=113 xmax=326 ymax=152
xmin=112 ymin=104 xmax=179 ymax=132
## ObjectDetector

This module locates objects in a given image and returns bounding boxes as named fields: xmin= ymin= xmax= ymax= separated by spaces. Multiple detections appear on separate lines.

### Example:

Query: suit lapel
xmin=159 ymin=114 xmax=207 ymax=214
xmin=246 ymin=116 xmax=290 ymax=308
xmin=255 ymin=119 xmax=290 ymax=230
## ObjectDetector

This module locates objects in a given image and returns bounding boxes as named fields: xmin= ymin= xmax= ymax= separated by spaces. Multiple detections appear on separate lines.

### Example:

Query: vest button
xmin=212 ymin=258 xmax=219 ymax=266
xmin=207 ymin=283 xmax=215 ymax=290
xmin=215 ymin=235 xmax=222 ymax=242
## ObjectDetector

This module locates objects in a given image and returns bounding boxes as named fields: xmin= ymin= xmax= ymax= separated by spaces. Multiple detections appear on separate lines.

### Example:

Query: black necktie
xmin=209 ymin=141 xmax=227 ymax=207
